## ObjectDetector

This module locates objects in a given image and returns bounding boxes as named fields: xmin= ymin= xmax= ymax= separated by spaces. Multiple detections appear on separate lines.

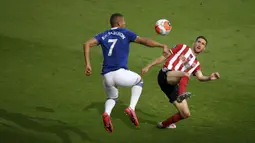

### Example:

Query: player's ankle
xmin=128 ymin=106 xmax=135 ymax=110
xmin=104 ymin=111 xmax=111 ymax=116
xmin=161 ymin=121 xmax=170 ymax=128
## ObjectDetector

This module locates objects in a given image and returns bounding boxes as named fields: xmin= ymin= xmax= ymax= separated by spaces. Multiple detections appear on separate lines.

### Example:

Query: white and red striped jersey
xmin=163 ymin=44 xmax=201 ymax=75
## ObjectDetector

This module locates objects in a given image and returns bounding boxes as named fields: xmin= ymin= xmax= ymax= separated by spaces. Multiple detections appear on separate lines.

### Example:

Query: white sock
xmin=129 ymin=85 xmax=142 ymax=110
xmin=104 ymin=99 xmax=116 ymax=115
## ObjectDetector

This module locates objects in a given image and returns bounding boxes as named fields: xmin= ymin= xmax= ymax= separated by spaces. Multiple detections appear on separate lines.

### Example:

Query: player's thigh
xmin=166 ymin=71 xmax=190 ymax=85
xmin=166 ymin=76 xmax=181 ymax=85
xmin=103 ymin=72 xmax=119 ymax=99
xmin=114 ymin=69 xmax=142 ymax=87
xmin=157 ymin=70 xmax=178 ymax=103
xmin=173 ymin=100 xmax=190 ymax=118
xmin=166 ymin=71 xmax=190 ymax=78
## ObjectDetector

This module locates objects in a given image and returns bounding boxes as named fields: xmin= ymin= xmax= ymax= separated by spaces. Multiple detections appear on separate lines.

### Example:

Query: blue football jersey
xmin=94 ymin=27 xmax=137 ymax=75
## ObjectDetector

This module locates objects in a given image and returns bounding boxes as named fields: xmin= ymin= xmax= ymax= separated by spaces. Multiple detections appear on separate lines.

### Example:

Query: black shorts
xmin=157 ymin=69 xmax=179 ymax=103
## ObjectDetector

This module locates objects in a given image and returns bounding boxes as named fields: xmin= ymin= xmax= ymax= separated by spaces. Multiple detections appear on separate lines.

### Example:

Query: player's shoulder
xmin=118 ymin=28 xmax=129 ymax=31
xmin=100 ymin=29 xmax=111 ymax=34
xmin=118 ymin=28 xmax=135 ymax=33
xmin=194 ymin=56 xmax=200 ymax=64
xmin=94 ymin=28 xmax=116 ymax=38
xmin=98 ymin=28 xmax=133 ymax=33
xmin=94 ymin=30 xmax=106 ymax=37
xmin=172 ymin=44 xmax=190 ymax=48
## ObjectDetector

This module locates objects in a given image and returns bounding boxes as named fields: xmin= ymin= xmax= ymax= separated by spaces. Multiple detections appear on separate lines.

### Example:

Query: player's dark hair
xmin=110 ymin=13 xmax=123 ymax=27
xmin=196 ymin=36 xmax=208 ymax=45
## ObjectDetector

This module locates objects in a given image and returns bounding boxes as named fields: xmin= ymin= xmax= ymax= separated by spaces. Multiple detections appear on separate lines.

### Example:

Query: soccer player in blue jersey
xmin=83 ymin=13 xmax=170 ymax=133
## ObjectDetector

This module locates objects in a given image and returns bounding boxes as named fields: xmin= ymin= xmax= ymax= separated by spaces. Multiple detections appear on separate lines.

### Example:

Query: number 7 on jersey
xmin=108 ymin=39 xmax=118 ymax=56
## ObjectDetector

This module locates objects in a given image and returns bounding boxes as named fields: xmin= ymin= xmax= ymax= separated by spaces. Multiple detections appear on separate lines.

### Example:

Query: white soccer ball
xmin=154 ymin=19 xmax=172 ymax=35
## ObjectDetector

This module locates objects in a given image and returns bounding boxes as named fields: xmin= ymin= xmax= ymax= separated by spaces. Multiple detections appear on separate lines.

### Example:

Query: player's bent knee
xmin=107 ymin=93 xmax=118 ymax=100
xmin=184 ymin=73 xmax=191 ymax=77
xmin=135 ymin=79 xmax=144 ymax=87
xmin=107 ymin=97 xmax=118 ymax=103
xmin=182 ymin=111 xmax=191 ymax=119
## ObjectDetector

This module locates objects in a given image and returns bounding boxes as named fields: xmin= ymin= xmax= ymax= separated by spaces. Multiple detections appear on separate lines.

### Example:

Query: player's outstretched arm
xmin=83 ymin=38 xmax=98 ymax=76
xmin=194 ymin=70 xmax=220 ymax=82
xmin=141 ymin=55 xmax=167 ymax=75
xmin=134 ymin=37 xmax=165 ymax=47
xmin=134 ymin=37 xmax=170 ymax=57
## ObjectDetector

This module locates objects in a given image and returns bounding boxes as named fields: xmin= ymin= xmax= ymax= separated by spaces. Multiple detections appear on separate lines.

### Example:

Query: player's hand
xmin=209 ymin=72 xmax=220 ymax=80
xmin=141 ymin=67 xmax=150 ymax=76
xmin=85 ymin=65 xmax=92 ymax=76
xmin=162 ymin=45 xmax=170 ymax=58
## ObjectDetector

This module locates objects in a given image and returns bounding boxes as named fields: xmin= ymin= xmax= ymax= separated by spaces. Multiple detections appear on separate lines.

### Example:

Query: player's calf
xmin=104 ymin=97 xmax=118 ymax=116
xmin=129 ymin=78 xmax=143 ymax=110
xmin=174 ymin=100 xmax=191 ymax=119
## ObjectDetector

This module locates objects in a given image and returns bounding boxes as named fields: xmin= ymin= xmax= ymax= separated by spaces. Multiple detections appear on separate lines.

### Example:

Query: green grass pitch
xmin=0 ymin=0 xmax=255 ymax=142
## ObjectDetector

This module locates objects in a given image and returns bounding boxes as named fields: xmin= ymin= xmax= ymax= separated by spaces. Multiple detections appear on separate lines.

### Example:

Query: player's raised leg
xmin=166 ymin=71 xmax=191 ymax=102
xmin=102 ymin=72 xmax=119 ymax=133
xmin=165 ymin=71 xmax=188 ymax=84
xmin=114 ymin=69 xmax=143 ymax=126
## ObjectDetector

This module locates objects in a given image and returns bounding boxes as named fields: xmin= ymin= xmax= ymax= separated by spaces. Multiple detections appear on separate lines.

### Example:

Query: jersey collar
xmin=110 ymin=27 xmax=118 ymax=30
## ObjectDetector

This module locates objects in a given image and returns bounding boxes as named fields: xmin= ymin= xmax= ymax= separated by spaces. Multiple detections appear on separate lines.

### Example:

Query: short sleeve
xmin=126 ymin=30 xmax=138 ymax=42
xmin=170 ymin=44 xmax=183 ymax=54
xmin=192 ymin=65 xmax=201 ymax=76
xmin=94 ymin=33 xmax=102 ymax=45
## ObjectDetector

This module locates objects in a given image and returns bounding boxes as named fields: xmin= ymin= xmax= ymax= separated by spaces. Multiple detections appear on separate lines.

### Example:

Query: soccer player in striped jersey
xmin=141 ymin=36 xmax=220 ymax=129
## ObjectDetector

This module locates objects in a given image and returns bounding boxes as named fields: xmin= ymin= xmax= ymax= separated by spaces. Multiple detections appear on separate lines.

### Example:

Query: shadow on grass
xmin=83 ymin=100 xmax=158 ymax=129
xmin=0 ymin=109 xmax=92 ymax=143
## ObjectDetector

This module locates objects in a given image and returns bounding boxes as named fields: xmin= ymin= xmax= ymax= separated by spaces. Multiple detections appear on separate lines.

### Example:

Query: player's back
xmin=94 ymin=27 xmax=137 ymax=74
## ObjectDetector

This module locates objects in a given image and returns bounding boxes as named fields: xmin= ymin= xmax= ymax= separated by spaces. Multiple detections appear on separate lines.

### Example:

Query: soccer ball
xmin=154 ymin=19 xmax=172 ymax=35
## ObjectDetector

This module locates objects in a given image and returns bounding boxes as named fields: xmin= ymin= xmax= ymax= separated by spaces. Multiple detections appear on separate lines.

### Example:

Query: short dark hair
xmin=110 ymin=13 xmax=123 ymax=27
xmin=196 ymin=36 xmax=208 ymax=45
